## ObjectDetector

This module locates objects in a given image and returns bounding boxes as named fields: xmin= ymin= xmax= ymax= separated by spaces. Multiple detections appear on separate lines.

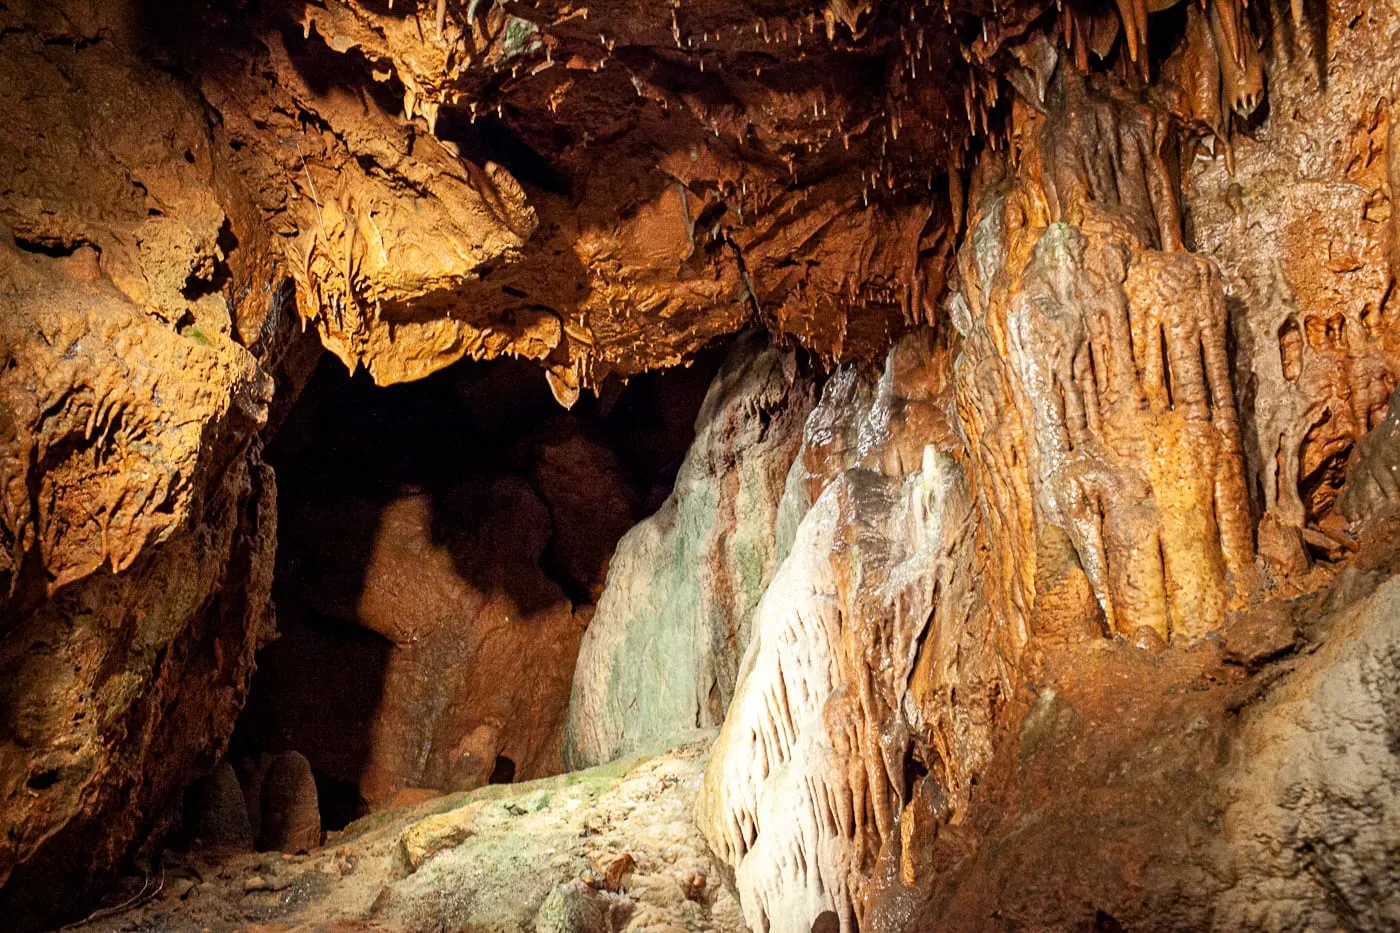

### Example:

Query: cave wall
xmin=0 ymin=0 xmax=948 ymax=914
xmin=684 ymin=3 xmax=1400 ymax=932
xmin=0 ymin=2 xmax=295 ymax=918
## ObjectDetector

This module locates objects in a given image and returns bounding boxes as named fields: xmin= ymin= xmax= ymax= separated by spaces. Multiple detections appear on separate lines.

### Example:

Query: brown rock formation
xmin=953 ymin=72 xmax=1254 ymax=647
xmin=564 ymin=335 xmax=817 ymax=769
xmin=255 ymin=483 xmax=585 ymax=809
xmin=695 ymin=329 xmax=985 ymax=931
xmin=258 ymin=751 xmax=322 ymax=854
xmin=1185 ymin=0 xmax=1400 ymax=573
xmin=184 ymin=762 xmax=255 ymax=851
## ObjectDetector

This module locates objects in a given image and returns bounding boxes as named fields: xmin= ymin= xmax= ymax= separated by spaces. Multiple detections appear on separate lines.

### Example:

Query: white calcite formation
xmin=695 ymin=334 xmax=979 ymax=932
xmin=564 ymin=336 xmax=816 ymax=768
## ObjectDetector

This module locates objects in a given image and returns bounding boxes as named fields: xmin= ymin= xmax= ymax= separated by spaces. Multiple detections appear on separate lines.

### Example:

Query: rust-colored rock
xmin=953 ymin=72 xmax=1254 ymax=648
xmin=3 ymin=0 xmax=1400 ymax=929
xmin=252 ymin=483 xmax=583 ymax=810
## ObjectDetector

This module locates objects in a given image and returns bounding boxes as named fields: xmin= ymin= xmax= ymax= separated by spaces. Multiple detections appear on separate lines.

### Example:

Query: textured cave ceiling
xmin=51 ymin=0 xmax=1284 ymax=399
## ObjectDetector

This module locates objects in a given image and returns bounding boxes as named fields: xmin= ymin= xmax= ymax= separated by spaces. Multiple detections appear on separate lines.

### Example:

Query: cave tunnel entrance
xmin=220 ymin=346 xmax=722 ymax=844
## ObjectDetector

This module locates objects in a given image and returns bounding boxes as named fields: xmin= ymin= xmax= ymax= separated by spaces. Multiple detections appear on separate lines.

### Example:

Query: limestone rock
xmin=529 ymin=424 xmax=640 ymax=601
xmin=1339 ymin=386 xmax=1400 ymax=526
xmin=259 ymin=752 xmax=322 ymax=854
xmin=952 ymin=73 xmax=1254 ymax=648
xmin=1213 ymin=577 xmax=1400 ymax=930
xmin=697 ymin=330 xmax=982 ymax=932
xmin=397 ymin=802 xmax=486 ymax=874
xmin=3 ymin=0 xmax=1400 ymax=930
xmin=186 ymin=763 xmax=255 ymax=851
xmin=1185 ymin=0 xmax=1400 ymax=561
xmin=77 ymin=743 xmax=743 ymax=932
xmin=533 ymin=879 xmax=607 ymax=933
xmin=564 ymin=336 xmax=817 ymax=768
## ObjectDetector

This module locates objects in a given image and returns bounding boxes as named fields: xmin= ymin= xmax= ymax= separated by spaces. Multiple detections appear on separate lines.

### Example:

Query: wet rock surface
xmin=565 ymin=335 xmax=817 ymax=768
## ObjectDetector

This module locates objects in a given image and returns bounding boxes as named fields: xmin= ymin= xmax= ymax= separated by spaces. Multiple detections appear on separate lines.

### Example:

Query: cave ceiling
xmin=15 ymin=0 xmax=1283 ymax=400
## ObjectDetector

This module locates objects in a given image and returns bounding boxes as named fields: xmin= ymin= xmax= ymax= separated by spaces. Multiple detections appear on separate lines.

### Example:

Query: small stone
xmin=596 ymin=852 xmax=634 ymax=891
xmin=534 ymin=879 xmax=607 ymax=933
xmin=166 ymin=876 xmax=197 ymax=900
xmin=244 ymin=875 xmax=268 ymax=892
xmin=397 ymin=801 xmax=487 ymax=873
xmin=264 ymin=873 xmax=294 ymax=892
xmin=520 ymin=790 xmax=552 ymax=813
xmin=1223 ymin=602 xmax=1299 ymax=670
xmin=681 ymin=869 xmax=706 ymax=901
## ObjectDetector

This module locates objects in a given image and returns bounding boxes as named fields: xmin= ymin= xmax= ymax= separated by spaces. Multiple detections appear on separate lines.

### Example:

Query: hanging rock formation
xmin=953 ymin=71 xmax=1255 ymax=647
xmin=695 ymin=330 xmax=987 ymax=932
xmin=1184 ymin=0 xmax=1400 ymax=574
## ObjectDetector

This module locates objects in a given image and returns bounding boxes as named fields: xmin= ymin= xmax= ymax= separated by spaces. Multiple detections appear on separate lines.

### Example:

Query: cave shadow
xmin=232 ymin=345 xmax=723 ymax=824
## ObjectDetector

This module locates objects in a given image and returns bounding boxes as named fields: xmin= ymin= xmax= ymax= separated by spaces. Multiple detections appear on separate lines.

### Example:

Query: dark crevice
xmin=227 ymin=345 xmax=727 ymax=822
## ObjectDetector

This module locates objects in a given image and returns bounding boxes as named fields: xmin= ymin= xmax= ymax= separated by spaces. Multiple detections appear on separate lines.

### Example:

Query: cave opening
xmin=220 ymin=346 xmax=723 ymax=842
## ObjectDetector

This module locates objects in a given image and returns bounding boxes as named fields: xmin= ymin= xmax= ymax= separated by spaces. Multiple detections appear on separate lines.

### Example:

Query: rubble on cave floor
xmin=79 ymin=737 xmax=742 ymax=933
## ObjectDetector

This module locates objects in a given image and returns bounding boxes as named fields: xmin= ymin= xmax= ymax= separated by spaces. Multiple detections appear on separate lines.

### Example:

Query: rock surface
xmin=236 ymin=352 xmax=703 ymax=817
xmin=695 ymin=329 xmax=983 ymax=932
xmin=565 ymin=335 xmax=817 ymax=768
xmin=253 ymin=483 xmax=585 ymax=809
xmin=258 ymin=752 xmax=323 ymax=855
xmin=185 ymin=762 xmax=256 ymax=852
xmin=2 ymin=0 xmax=1400 ymax=929
xmin=76 ymin=741 xmax=745 ymax=933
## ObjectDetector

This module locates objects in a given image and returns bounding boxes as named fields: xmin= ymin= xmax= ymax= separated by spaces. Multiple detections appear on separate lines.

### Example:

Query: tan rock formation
xmin=254 ymin=483 xmax=584 ymax=809
xmin=1185 ymin=0 xmax=1400 ymax=573
xmin=259 ymin=751 xmax=322 ymax=854
xmin=0 ymin=3 xmax=285 ymax=915
xmin=953 ymin=73 xmax=1255 ymax=647
xmin=695 ymin=330 xmax=985 ymax=931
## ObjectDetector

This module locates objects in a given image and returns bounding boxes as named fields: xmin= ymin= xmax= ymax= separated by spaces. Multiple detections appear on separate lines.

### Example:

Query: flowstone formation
xmin=695 ymin=330 xmax=983 ymax=932
xmin=564 ymin=335 xmax=816 ymax=768
xmin=953 ymin=71 xmax=1256 ymax=648
xmin=3 ymin=0 xmax=1400 ymax=929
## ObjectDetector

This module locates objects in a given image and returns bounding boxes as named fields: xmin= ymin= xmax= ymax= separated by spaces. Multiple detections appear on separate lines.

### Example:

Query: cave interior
xmin=1 ymin=0 xmax=1399 ymax=931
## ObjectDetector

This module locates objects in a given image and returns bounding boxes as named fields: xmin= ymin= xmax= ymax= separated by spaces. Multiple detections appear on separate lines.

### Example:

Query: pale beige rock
xmin=396 ymin=802 xmax=487 ymax=874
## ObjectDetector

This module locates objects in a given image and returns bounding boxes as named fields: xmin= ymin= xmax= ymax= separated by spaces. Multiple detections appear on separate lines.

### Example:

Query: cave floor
xmin=79 ymin=737 xmax=742 ymax=933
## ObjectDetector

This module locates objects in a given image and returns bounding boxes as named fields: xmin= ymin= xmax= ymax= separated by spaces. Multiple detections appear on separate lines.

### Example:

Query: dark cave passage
xmin=217 ymin=348 xmax=722 ymax=843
